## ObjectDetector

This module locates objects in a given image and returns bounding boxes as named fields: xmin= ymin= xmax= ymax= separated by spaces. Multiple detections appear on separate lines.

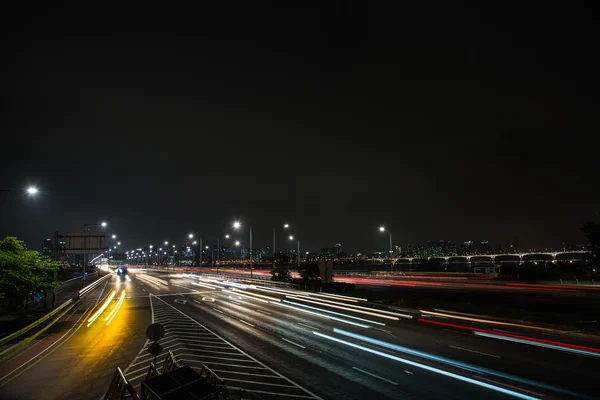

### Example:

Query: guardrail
xmin=103 ymin=367 xmax=138 ymax=400
xmin=79 ymin=273 xmax=112 ymax=297
xmin=0 ymin=272 xmax=112 ymax=352
xmin=0 ymin=298 xmax=74 ymax=348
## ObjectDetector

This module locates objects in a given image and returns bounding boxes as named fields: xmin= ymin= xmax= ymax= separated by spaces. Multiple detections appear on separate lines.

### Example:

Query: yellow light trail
xmin=106 ymin=290 xmax=126 ymax=326
xmin=87 ymin=290 xmax=116 ymax=327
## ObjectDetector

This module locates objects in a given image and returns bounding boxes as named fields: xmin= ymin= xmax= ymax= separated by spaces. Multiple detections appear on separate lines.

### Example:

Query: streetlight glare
xmin=225 ymin=234 xmax=230 ymax=239
xmin=205 ymin=246 xmax=209 ymax=249
xmin=117 ymin=242 xmax=121 ymax=245
xmin=192 ymin=241 xmax=197 ymax=245
xmin=233 ymin=221 xmax=241 ymax=229
xmin=235 ymin=241 xmax=240 ymax=246
xmin=112 ymin=234 xmax=117 ymax=239
xmin=26 ymin=186 xmax=38 ymax=195
xmin=188 ymin=233 xmax=194 ymax=239
xmin=149 ymin=245 xmax=153 ymax=249
xmin=101 ymin=221 xmax=107 ymax=227
xmin=379 ymin=226 xmax=385 ymax=232
xmin=289 ymin=236 xmax=294 ymax=240
xmin=284 ymin=224 xmax=289 ymax=228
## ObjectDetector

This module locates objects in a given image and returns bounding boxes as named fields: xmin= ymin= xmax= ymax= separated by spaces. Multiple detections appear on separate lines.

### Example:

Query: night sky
xmin=1 ymin=3 xmax=598 ymax=253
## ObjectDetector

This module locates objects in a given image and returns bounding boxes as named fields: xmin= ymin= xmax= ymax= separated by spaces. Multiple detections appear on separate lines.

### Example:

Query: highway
xmin=1 ymin=268 xmax=598 ymax=399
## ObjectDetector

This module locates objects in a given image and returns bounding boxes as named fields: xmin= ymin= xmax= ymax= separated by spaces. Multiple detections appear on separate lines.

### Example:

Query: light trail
xmin=313 ymin=331 xmax=539 ymax=400
xmin=191 ymin=281 xmax=220 ymax=290
xmin=87 ymin=290 xmax=116 ymax=327
xmin=287 ymin=295 xmax=409 ymax=319
xmin=270 ymin=301 xmax=370 ymax=328
xmin=231 ymin=288 xmax=281 ymax=303
xmin=105 ymin=290 xmax=126 ymax=326
xmin=420 ymin=310 xmax=554 ymax=331
xmin=282 ymin=300 xmax=386 ymax=326
xmin=332 ymin=328 xmax=586 ymax=398
xmin=137 ymin=273 xmax=168 ymax=286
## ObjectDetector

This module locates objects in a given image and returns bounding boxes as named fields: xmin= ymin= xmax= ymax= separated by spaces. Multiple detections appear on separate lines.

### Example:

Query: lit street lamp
xmin=273 ymin=223 xmax=290 ymax=261
xmin=289 ymin=235 xmax=300 ymax=267
xmin=379 ymin=226 xmax=393 ymax=272
xmin=233 ymin=221 xmax=253 ymax=278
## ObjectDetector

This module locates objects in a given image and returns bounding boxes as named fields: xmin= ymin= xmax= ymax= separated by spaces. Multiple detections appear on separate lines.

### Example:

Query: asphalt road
xmin=1 ymin=269 xmax=599 ymax=400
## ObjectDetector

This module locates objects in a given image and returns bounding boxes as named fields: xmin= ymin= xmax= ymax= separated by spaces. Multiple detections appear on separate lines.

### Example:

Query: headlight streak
xmin=420 ymin=310 xmax=553 ymax=331
xmin=474 ymin=331 xmax=600 ymax=359
xmin=137 ymin=274 xmax=168 ymax=286
xmin=87 ymin=290 xmax=116 ymax=327
xmin=270 ymin=301 xmax=370 ymax=328
xmin=419 ymin=319 xmax=600 ymax=358
xmin=105 ymin=290 xmax=126 ymax=326
xmin=287 ymin=295 xmax=409 ymax=319
xmin=333 ymin=328 xmax=588 ymax=399
xmin=283 ymin=300 xmax=386 ymax=326
xmin=191 ymin=281 xmax=220 ymax=290
xmin=125 ymin=275 xmax=131 ymax=282
xmin=231 ymin=288 xmax=280 ymax=302
xmin=312 ymin=331 xmax=539 ymax=400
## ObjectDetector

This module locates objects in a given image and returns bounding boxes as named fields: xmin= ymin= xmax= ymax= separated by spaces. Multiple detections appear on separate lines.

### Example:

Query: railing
xmin=0 ymin=272 xmax=112 ymax=357
xmin=160 ymin=351 xmax=180 ymax=374
xmin=103 ymin=367 xmax=139 ymax=400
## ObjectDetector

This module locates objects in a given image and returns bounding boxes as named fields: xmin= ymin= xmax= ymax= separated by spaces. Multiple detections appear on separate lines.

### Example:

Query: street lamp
xmin=289 ymin=235 xmax=300 ymax=267
xmin=379 ymin=226 xmax=393 ymax=272
xmin=112 ymin=234 xmax=116 ymax=239
xmin=117 ymin=242 xmax=121 ymax=245
xmin=273 ymin=223 xmax=291 ymax=261
xmin=189 ymin=233 xmax=194 ymax=239
xmin=26 ymin=186 xmax=38 ymax=195
xmin=233 ymin=221 xmax=253 ymax=278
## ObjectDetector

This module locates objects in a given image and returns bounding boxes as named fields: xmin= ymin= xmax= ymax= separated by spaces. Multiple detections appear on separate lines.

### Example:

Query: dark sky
xmin=1 ymin=3 xmax=598 ymax=253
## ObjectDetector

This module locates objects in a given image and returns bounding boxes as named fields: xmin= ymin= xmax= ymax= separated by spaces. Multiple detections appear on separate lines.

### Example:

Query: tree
xmin=0 ymin=236 xmax=60 ymax=312
xmin=270 ymin=264 xmax=290 ymax=282
xmin=298 ymin=262 xmax=320 ymax=281
xmin=582 ymin=218 xmax=600 ymax=268
xmin=272 ymin=252 xmax=290 ymax=265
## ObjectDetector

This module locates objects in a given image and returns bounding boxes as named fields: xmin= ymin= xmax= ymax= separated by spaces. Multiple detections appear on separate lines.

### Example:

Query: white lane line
xmin=449 ymin=345 xmax=501 ymax=358
xmin=239 ymin=319 xmax=255 ymax=327
xmin=281 ymin=338 xmax=306 ymax=349
xmin=255 ymin=309 xmax=271 ymax=315
xmin=404 ymin=370 xmax=414 ymax=374
xmin=236 ymin=389 xmax=316 ymax=399
xmin=352 ymin=367 xmax=398 ymax=385
xmin=194 ymin=300 xmax=202 ymax=305
xmin=224 ymin=378 xmax=296 ymax=388
xmin=211 ymin=370 xmax=280 ymax=378
xmin=297 ymin=322 xmax=319 ymax=331
xmin=181 ymin=360 xmax=267 ymax=370
xmin=213 ymin=308 xmax=224 ymax=314
xmin=153 ymin=295 xmax=322 ymax=399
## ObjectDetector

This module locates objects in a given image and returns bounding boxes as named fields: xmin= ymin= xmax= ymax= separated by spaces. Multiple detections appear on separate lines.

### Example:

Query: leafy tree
xmin=272 ymin=252 xmax=290 ymax=265
xmin=270 ymin=264 xmax=290 ymax=282
xmin=582 ymin=217 xmax=600 ymax=268
xmin=0 ymin=236 xmax=60 ymax=312
xmin=298 ymin=262 xmax=320 ymax=281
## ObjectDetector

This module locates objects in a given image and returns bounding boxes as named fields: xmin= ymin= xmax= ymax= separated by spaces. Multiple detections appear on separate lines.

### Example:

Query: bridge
xmin=371 ymin=251 xmax=590 ymax=264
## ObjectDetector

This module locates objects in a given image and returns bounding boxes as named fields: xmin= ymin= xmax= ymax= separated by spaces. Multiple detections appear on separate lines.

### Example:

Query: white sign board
xmin=64 ymin=232 xmax=106 ymax=254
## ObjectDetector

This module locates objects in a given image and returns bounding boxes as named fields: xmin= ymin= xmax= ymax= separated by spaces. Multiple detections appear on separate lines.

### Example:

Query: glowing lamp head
xmin=233 ymin=221 xmax=241 ymax=229
xmin=379 ymin=226 xmax=385 ymax=232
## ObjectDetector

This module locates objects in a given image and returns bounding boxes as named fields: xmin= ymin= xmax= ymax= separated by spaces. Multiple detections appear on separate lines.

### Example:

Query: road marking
xmin=224 ymin=378 xmax=296 ymax=388
xmin=178 ymin=360 xmax=267 ymax=370
xmin=404 ymin=370 xmax=413 ymax=374
xmin=194 ymin=300 xmax=202 ymax=305
xmin=152 ymin=296 xmax=322 ymax=399
xmin=449 ymin=345 xmax=501 ymax=358
xmin=297 ymin=322 xmax=319 ymax=331
xmin=255 ymin=309 xmax=271 ymax=315
xmin=211 ymin=370 xmax=280 ymax=378
xmin=352 ymin=367 xmax=398 ymax=385
xmin=239 ymin=319 xmax=255 ymax=327
xmin=213 ymin=308 xmax=224 ymax=314
xmin=281 ymin=338 xmax=306 ymax=349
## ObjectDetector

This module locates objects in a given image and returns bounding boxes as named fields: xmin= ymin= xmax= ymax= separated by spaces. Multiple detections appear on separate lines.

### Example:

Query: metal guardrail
xmin=0 ymin=272 xmax=111 ymax=350
xmin=103 ymin=367 xmax=139 ymax=400
xmin=0 ymin=298 xmax=73 ymax=348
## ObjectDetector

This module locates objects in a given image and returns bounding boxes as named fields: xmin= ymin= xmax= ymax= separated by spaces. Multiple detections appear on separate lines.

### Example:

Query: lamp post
xmin=379 ymin=226 xmax=393 ymax=273
xmin=289 ymin=235 xmax=300 ymax=267
xmin=273 ymin=223 xmax=290 ymax=262
xmin=233 ymin=221 xmax=253 ymax=278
